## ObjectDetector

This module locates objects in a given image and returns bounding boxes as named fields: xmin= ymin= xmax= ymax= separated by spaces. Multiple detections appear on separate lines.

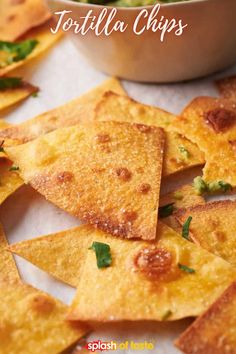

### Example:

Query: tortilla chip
xmin=0 ymin=223 xmax=19 ymax=281
xmin=176 ymin=200 xmax=236 ymax=266
xmin=0 ymin=79 xmax=126 ymax=145
xmin=94 ymin=92 xmax=205 ymax=177
xmin=69 ymin=222 xmax=235 ymax=321
xmin=175 ymin=281 xmax=236 ymax=354
xmin=160 ymin=184 xmax=205 ymax=231
xmin=0 ymin=158 xmax=23 ymax=204
xmin=9 ymin=223 xmax=236 ymax=322
xmin=0 ymin=278 xmax=88 ymax=354
xmin=216 ymin=75 xmax=236 ymax=102
xmin=0 ymin=79 xmax=38 ymax=111
xmin=6 ymin=121 xmax=164 ymax=240
xmin=0 ymin=0 xmax=51 ymax=41
xmin=9 ymin=226 xmax=94 ymax=287
xmin=0 ymin=19 xmax=62 ymax=76
xmin=170 ymin=96 xmax=236 ymax=185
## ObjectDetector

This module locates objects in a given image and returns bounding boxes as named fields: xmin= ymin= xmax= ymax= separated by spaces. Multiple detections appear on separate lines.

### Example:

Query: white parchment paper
xmin=1 ymin=34 xmax=236 ymax=354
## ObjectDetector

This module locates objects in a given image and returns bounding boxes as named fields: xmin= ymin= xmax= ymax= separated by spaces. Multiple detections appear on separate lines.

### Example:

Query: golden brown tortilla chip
xmin=0 ymin=158 xmax=23 ymax=204
xmin=9 ymin=223 xmax=236 ymax=322
xmin=176 ymin=200 xmax=236 ymax=266
xmin=0 ymin=79 xmax=38 ymax=111
xmin=175 ymin=281 xmax=236 ymax=354
xmin=9 ymin=226 xmax=94 ymax=287
xmin=0 ymin=19 xmax=62 ymax=76
xmin=6 ymin=121 xmax=164 ymax=240
xmin=0 ymin=278 xmax=88 ymax=354
xmin=0 ymin=79 xmax=126 ymax=145
xmin=95 ymin=92 xmax=205 ymax=177
xmin=160 ymin=184 xmax=205 ymax=232
xmin=216 ymin=75 xmax=236 ymax=102
xmin=0 ymin=0 xmax=51 ymax=41
xmin=170 ymin=96 xmax=236 ymax=186
xmin=69 ymin=222 xmax=236 ymax=321
xmin=0 ymin=223 xmax=19 ymax=281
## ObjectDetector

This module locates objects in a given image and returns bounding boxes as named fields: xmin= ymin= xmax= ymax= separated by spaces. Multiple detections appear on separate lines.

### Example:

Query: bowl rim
xmin=50 ymin=0 xmax=217 ymax=11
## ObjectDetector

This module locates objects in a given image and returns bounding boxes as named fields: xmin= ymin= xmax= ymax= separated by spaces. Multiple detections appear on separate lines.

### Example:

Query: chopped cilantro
xmin=182 ymin=216 xmax=192 ymax=240
xmin=178 ymin=145 xmax=190 ymax=159
xmin=89 ymin=241 xmax=112 ymax=268
xmin=9 ymin=166 xmax=19 ymax=171
xmin=0 ymin=39 xmax=38 ymax=66
xmin=173 ymin=191 xmax=183 ymax=200
xmin=162 ymin=309 xmax=172 ymax=320
xmin=0 ymin=77 xmax=23 ymax=90
xmin=31 ymin=91 xmax=38 ymax=98
xmin=194 ymin=176 xmax=232 ymax=195
xmin=178 ymin=263 xmax=195 ymax=274
xmin=159 ymin=203 xmax=174 ymax=218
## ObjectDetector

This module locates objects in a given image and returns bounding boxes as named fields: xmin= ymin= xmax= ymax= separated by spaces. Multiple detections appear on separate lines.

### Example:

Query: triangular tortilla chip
xmin=10 ymin=223 xmax=236 ymax=320
xmin=160 ymin=184 xmax=205 ymax=232
xmin=68 ymin=222 xmax=235 ymax=321
xmin=0 ymin=19 xmax=62 ymax=76
xmin=0 ymin=158 xmax=23 ymax=204
xmin=216 ymin=75 xmax=236 ymax=101
xmin=170 ymin=96 xmax=236 ymax=186
xmin=0 ymin=79 xmax=126 ymax=145
xmin=0 ymin=79 xmax=38 ymax=111
xmin=0 ymin=0 xmax=51 ymax=41
xmin=175 ymin=281 xmax=236 ymax=354
xmin=6 ymin=121 xmax=164 ymax=240
xmin=9 ymin=226 xmax=94 ymax=287
xmin=0 ymin=223 xmax=19 ymax=281
xmin=176 ymin=200 xmax=236 ymax=266
xmin=94 ymin=92 xmax=205 ymax=177
xmin=0 ymin=278 xmax=88 ymax=354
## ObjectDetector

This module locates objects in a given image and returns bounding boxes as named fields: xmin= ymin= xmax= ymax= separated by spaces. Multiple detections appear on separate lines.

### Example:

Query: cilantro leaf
xmin=0 ymin=39 xmax=38 ymax=64
xmin=178 ymin=263 xmax=195 ymax=274
xmin=159 ymin=203 xmax=174 ymax=218
xmin=193 ymin=176 xmax=208 ymax=195
xmin=9 ymin=166 xmax=19 ymax=171
xmin=193 ymin=176 xmax=232 ymax=195
xmin=0 ymin=77 xmax=23 ymax=91
xmin=89 ymin=241 xmax=112 ymax=268
xmin=182 ymin=216 xmax=192 ymax=240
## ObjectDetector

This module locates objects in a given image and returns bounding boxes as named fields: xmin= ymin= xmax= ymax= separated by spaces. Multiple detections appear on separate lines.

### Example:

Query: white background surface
xmin=1 ymin=35 xmax=236 ymax=353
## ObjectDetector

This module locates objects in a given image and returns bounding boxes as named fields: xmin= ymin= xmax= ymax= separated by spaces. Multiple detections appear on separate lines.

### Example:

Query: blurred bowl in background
xmin=48 ymin=0 xmax=236 ymax=83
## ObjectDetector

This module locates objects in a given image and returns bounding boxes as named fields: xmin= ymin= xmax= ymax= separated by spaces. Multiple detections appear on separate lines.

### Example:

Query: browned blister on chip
xmin=94 ymin=92 xmax=204 ymax=177
xmin=0 ymin=0 xmax=51 ymax=41
xmin=160 ymin=184 xmax=205 ymax=232
xmin=170 ymin=96 xmax=236 ymax=185
xmin=0 ymin=278 xmax=89 ymax=354
xmin=175 ymin=281 xmax=236 ymax=354
xmin=0 ymin=19 xmax=62 ymax=77
xmin=176 ymin=200 xmax=236 ymax=266
xmin=0 ymin=80 xmax=38 ymax=111
xmin=6 ymin=121 xmax=164 ymax=240
xmin=0 ymin=223 xmax=19 ymax=281
xmin=0 ymin=79 xmax=125 ymax=145
xmin=9 ymin=223 xmax=236 ymax=322
xmin=216 ymin=75 xmax=236 ymax=102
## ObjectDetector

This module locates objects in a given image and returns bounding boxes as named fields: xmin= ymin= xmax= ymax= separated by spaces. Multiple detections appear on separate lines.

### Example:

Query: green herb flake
xmin=9 ymin=166 xmax=19 ymax=171
xmin=89 ymin=241 xmax=112 ymax=269
xmin=31 ymin=92 xmax=38 ymax=98
xmin=178 ymin=263 xmax=195 ymax=274
xmin=0 ymin=39 xmax=38 ymax=67
xmin=208 ymin=181 xmax=232 ymax=194
xmin=178 ymin=145 xmax=190 ymax=159
xmin=173 ymin=191 xmax=183 ymax=200
xmin=0 ymin=77 xmax=23 ymax=91
xmin=182 ymin=216 xmax=192 ymax=240
xmin=162 ymin=309 xmax=172 ymax=321
xmin=193 ymin=176 xmax=208 ymax=195
xmin=159 ymin=203 xmax=174 ymax=218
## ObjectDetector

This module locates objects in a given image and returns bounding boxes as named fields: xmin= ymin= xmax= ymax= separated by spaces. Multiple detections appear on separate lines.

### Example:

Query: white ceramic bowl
xmin=48 ymin=0 xmax=236 ymax=83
